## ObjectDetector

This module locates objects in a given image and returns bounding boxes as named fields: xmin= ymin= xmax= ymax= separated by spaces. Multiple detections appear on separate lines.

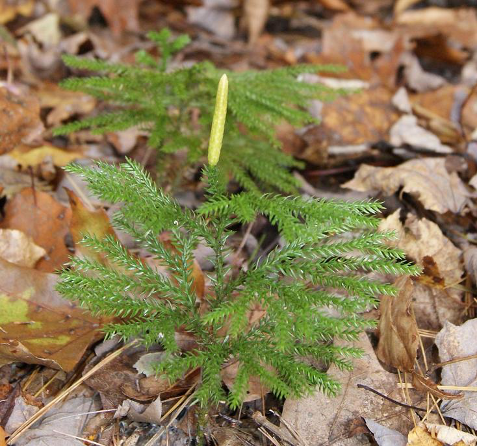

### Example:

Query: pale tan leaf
xmin=424 ymin=424 xmax=477 ymax=446
xmin=282 ymin=333 xmax=413 ymax=444
xmin=393 ymin=0 xmax=421 ymax=15
xmin=0 ymin=229 xmax=46 ymax=268
xmin=244 ymin=0 xmax=269 ymax=45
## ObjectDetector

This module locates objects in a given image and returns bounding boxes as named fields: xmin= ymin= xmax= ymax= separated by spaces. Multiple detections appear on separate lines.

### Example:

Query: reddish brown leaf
xmin=0 ymin=188 xmax=71 ymax=272
xmin=0 ymin=258 xmax=102 ymax=371
xmin=376 ymin=276 xmax=419 ymax=372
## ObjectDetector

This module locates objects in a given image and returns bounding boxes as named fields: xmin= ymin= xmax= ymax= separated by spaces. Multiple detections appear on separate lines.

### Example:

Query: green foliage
xmin=57 ymin=158 xmax=420 ymax=410
xmin=55 ymin=28 xmax=347 ymax=193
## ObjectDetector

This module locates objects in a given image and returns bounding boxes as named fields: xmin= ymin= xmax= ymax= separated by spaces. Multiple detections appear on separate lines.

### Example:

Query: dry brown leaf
xmin=395 ymin=7 xmax=476 ymax=49
xmin=0 ymin=0 xmax=34 ymax=24
xmin=343 ymin=158 xmax=473 ymax=214
xmin=411 ymin=372 xmax=463 ymax=400
xmin=4 ymin=145 xmax=83 ymax=170
xmin=379 ymin=211 xmax=464 ymax=329
xmin=0 ymin=188 xmax=72 ymax=272
xmin=0 ymin=229 xmax=45 ymax=268
xmin=66 ymin=189 xmax=116 ymax=263
xmin=282 ymin=332 xmax=415 ymax=444
xmin=407 ymin=425 xmax=443 ymax=446
xmin=301 ymin=87 xmax=398 ymax=164
xmin=380 ymin=211 xmax=462 ymax=285
xmin=244 ymin=0 xmax=269 ymax=46
xmin=221 ymin=360 xmax=269 ymax=403
xmin=35 ymin=83 xmax=96 ymax=126
xmin=67 ymin=0 xmax=140 ymax=38
xmin=0 ymin=88 xmax=44 ymax=154
xmin=0 ymin=258 xmax=102 ymax=371
xmin=376 ymin=276 xmax=419 ymax=372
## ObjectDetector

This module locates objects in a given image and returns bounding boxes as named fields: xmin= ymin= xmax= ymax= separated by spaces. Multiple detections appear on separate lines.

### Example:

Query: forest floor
xmin=0 ymin=0 xmax=476 ymax=445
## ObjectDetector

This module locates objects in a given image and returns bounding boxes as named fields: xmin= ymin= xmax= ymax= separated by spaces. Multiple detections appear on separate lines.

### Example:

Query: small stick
xmin=397 ymin=384 xmax=477 ymax=392
xmin=252 ymin=411 xmax=297 ymax=446
xmin=269 ymin=409 xmax=308 ymax=446
xmin=7 ymin=340 xmax=139 ymax=445
xmin=258 ymin=427 xmax=282 ymax=446
xmin=429 ymin=354 xmax=477 ymax=372
xmin=357 ymin=384 xmax=436 ymax=414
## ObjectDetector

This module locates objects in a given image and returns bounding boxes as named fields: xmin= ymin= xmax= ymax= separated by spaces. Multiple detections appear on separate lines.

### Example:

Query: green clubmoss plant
xmin=54 ymin=28 xmax=347 ymax=193
xmin=57 ymin=75 xmax=420 ymax=412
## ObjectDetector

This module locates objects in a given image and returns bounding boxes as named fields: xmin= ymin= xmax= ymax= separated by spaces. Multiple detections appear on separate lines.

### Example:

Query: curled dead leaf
xmin=344 ymin=158 xmax=473 ymax=214
xmin=376 ymin=276 xmax=419 ymax=372
xmin=66 ymin=189 xmax=117 ymax=264
xmin=411 ymin=372 xmax=464 ymax=400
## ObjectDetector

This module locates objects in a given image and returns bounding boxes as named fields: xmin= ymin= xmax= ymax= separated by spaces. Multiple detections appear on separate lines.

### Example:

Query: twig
xmin=397 ymin=384 xmax=477 ymax=392
xmin=356 ymin=384 xmax=437 ymax=414
xmin=252 ymin=411 xmax=297 ymax=446
xmin=429 ymin=354 xmax=477 ymax=372
xmin=7 ymin=340 xmax=139 ymax=445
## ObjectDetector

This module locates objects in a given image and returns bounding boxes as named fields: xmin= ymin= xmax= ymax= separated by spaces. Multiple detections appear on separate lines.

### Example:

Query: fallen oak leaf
xmin=379 ymin=211 xmax=464 ymax=329
xmin=343 ymin=157 xmax=473 ymax=214
xmin=376 ymin=276 xmax=419 ymax=372
xmin=0 ymin=258 xmax=102 ymax=371
xmin=411 ymin=372 xmax=463 ymax=400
